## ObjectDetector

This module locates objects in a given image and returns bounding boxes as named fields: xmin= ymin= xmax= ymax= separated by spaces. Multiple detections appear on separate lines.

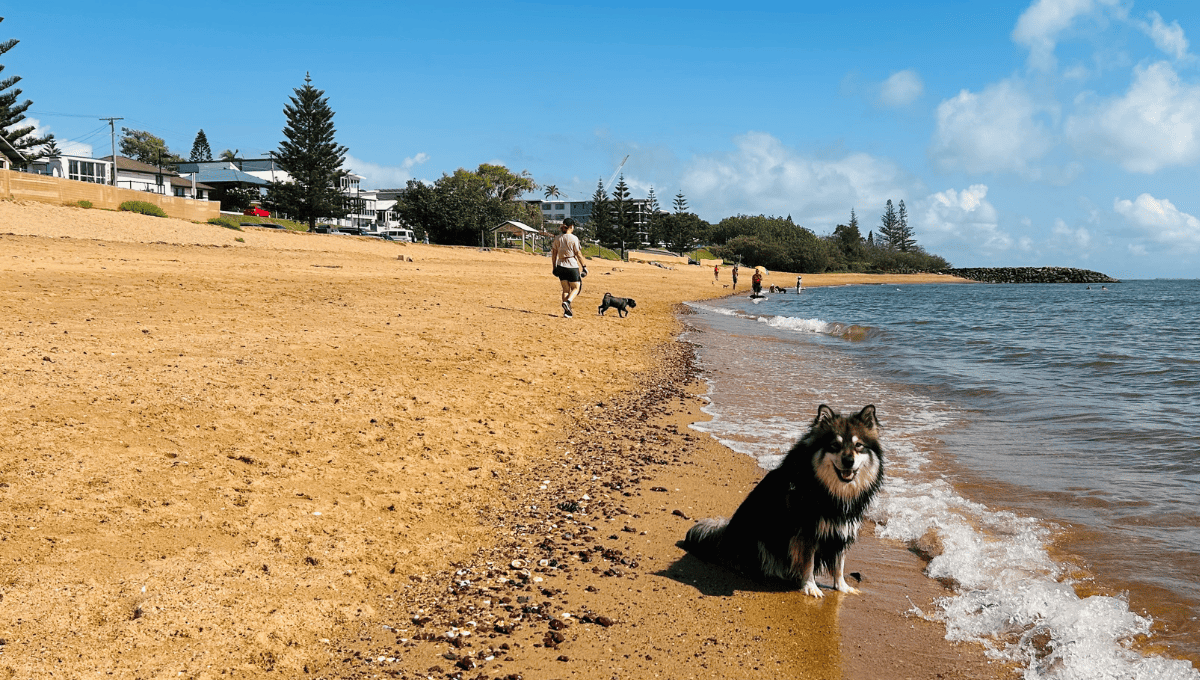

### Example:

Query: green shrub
xmin=234 ymin=237 xmax=245 ymax=243
xmin=208 ymin=216 xmax=243 ymax=231
xmin=66 ymin=199 xmax=93 ymax=209
xmin=118 ymin=200 xmax=167 ymax=218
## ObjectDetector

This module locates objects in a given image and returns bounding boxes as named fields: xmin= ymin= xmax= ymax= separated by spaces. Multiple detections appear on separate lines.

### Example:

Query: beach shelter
xmin=492 ymin=220 xmax=547 ymax=252
xmin=754 ymin=266 xmax=769 ymax=276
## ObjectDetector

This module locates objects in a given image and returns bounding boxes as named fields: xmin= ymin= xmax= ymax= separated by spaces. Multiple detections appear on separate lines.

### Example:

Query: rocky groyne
xmin=942 ymin=267 xmax=1119 ymax=284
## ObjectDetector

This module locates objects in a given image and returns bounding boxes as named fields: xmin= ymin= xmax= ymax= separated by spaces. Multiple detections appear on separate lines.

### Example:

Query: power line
xmin=28 ymin=110 xmax=104 ymax=119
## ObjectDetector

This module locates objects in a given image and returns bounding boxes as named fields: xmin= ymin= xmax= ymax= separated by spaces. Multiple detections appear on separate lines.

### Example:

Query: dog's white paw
xmin=835 ymin=579 xmax=860 ymax=595
xmin=801 ymin=580 xmax=824 ymax=598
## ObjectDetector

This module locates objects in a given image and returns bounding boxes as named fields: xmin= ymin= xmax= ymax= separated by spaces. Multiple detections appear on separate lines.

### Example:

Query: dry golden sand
xmin=0 ymin=200 xmax=1007 ymax=679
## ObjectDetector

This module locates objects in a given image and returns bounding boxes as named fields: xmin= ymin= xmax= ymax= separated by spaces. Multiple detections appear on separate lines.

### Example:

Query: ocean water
xmin=681 ymin=279 xmax=1200 ymax=679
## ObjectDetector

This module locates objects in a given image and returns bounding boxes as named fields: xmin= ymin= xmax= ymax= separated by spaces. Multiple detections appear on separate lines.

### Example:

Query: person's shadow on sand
xmin=655 ymin=541 xmax=802 ymax=596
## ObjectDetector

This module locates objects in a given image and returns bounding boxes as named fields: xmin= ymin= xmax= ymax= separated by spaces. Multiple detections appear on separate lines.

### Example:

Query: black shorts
xmin=554 ymin=265 xmax=581 ymax=283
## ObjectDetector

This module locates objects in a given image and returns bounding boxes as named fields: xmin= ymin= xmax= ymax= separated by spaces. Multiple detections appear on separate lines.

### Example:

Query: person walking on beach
xmin=713 ymin=263 xmax=720 ymax=285
xmin=732 ymin=263 xmax=739 ymax=290
xmin=551 ymin=218 xmax=585 ymax=318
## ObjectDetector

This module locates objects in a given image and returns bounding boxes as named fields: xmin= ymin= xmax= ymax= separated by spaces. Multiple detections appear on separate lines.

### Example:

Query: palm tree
xmin=544 ymin=185 xmax=561 ymax=200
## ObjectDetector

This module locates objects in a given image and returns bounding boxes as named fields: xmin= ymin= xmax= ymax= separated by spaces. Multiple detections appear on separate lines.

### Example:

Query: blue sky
xmin=8 ymin=0 xmax=1200 ymax=278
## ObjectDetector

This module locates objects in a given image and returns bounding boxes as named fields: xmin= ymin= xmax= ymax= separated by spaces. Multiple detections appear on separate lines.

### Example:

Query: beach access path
xmin=0 ymin=200 xmax=997 ymax=678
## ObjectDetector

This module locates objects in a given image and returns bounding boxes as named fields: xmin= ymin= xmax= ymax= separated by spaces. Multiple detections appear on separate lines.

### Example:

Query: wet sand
xmin=0 ymin=200 xmax=1002 ymax=678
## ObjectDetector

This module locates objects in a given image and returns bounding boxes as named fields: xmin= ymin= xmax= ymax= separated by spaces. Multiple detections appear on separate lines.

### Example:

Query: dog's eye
xmin=854 ymin=441 xmax=864 ymax=451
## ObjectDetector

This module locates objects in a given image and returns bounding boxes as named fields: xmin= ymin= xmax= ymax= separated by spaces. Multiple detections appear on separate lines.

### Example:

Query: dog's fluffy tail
xmin=683 ymin=517 xmax=728 ymax=560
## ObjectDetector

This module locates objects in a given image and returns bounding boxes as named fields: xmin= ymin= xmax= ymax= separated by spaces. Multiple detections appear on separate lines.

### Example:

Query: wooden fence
xmin=0 ymin=169 xmax=220 ymax=222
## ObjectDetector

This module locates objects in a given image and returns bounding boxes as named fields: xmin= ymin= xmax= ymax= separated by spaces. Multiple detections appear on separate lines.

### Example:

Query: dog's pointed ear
xmin=815 ymin=404 xmax=836 ymax=425
xmin=856 ymin=405 xmax=878 ymax=430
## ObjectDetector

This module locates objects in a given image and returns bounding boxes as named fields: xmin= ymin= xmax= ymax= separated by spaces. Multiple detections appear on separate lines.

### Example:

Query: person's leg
xmin=560 ymin=278 xmax=572 ymax=303
xmin=566 ymin=281 xmax=581 ymax=303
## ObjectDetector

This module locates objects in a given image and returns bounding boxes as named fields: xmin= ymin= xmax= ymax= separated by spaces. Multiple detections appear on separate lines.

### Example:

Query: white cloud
xmin=915 ymin=184 xmax=1011 ymax=251
xmin=16 ymin=117 xmax=93 ymax=157
xmin=1051 ymin=217 xmax=1092 ymax=248
xmin=1011 ymin=0 xmax=1119 ymax=71
xmin=345 ymin=152 xmax=429 ymax=190
xmin=879 ymin=70 xmax=924 ymax=107
xmin=1066 ymin=61 xmax=1200 ymax=173
xmin=930 ymin=80 xmax=1056 ymax=175
xmin=1136 ymin=11 xmax=1190 ymax=61
xmin=1114 ymin=193 xmax=1200 ymax=250
xmin=680 ymin=132 xmax=919 ymax=227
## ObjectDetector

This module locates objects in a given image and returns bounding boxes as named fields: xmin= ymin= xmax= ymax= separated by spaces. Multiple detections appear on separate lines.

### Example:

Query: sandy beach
xmin=0 ymin=200 xmax=1005 ymax=679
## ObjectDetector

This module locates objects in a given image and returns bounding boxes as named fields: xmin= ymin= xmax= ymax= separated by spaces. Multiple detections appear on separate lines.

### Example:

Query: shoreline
xmin=0 ymin=199 xmax=994 ymax=678
xmin=328 ymin=338 xmax=1012 ymax=679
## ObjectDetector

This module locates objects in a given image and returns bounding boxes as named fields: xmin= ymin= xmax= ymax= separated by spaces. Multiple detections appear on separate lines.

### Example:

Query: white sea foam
xmin=683 ymin=302 xmax=1200 ymax=679
xmin=872 ymin=441 xmax=1200 ymax=680
xmin=758 ymin=315 xmax=832 ymax=334
xmin=685 ymin=302 xmax=740 ymax=317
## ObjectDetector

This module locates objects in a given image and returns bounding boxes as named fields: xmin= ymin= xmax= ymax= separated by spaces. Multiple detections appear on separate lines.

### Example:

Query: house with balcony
xmin=178 ymin=159 xmax=381 ymax=227
xmin=29 ymin=154 xmax=212 ymax=199
xmin=30 ymin=154 xmax=111 ymax=184
xmin=92 ymin=155 xmax=213 ymax=200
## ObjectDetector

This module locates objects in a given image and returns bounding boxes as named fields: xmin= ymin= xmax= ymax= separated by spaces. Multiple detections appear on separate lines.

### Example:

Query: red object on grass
xmin=243 ymin=207 xmax=270 ymax=217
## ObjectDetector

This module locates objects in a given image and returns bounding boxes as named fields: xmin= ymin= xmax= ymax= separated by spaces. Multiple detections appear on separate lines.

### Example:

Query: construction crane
xmin=604 ymin=154 xmax=630 ymax=193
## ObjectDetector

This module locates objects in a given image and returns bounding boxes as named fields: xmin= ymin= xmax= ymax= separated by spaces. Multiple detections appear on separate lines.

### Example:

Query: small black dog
xmin=598 ymin=292 xmax=637 ymax=317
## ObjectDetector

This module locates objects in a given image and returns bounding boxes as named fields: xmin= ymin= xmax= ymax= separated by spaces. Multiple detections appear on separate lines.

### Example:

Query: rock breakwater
xmin=942 ymin=267 xmax=1119 ymax=284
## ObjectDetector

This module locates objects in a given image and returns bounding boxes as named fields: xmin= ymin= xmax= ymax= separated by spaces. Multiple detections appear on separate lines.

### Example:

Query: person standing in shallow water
xmin=551 ymin=218 xmax=585 ymax=318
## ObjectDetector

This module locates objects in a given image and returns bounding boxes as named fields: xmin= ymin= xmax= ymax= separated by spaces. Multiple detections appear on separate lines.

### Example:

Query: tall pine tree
xmin=645 ymin=186 xmax=660 ymax=215
xmin=265 ymin=73 xmax=348 ymax=231
xmin=645 ymin=186 xmax=662 ymax=247
xmin=896 ymin=199 xmax=916 ymax=251
xmin=673 ymin=191 xmax=688 ymax=214
xmin=190 ymin=129 xmax=213 ymax=162
xmin=589 ymin=178 xmax=613 ymax=248
xmin=611 ymin=174 xmax=638 ymax=258
xmin=878 ymin=199 xmax=900 ymax=250
xmin=0 ymin=18 xmax=51 ymax=167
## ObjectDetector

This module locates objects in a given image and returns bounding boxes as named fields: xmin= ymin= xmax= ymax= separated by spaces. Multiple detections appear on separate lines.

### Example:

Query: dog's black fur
xmin=683 ymin=405 xmax=884 ymax=596
xmin=598 ymin=292 xmax=637 ymax=317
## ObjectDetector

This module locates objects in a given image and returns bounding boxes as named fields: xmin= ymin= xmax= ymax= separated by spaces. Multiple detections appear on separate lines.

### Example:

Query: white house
xmin=28 ymin=153 xmax=212 ymax=200
xmin=30 ymin=154 xmax=111 ymax=184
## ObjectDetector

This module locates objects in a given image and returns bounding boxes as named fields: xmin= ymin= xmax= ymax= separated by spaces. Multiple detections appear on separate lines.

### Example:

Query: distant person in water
xmin=732 ymin=264 xmax=739 ymax=290
xmin=797 ymin=275 xmax=802 ymax=293
xmin=752 ymin=269 xmax=763 ymax=296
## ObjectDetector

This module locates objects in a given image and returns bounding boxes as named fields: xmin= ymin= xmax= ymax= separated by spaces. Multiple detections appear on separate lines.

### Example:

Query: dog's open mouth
xmin=835 ymin=466 xmax=857 ymax=482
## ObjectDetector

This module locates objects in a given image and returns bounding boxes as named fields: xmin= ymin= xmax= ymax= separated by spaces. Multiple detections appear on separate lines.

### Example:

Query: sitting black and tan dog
xmin=598 ymin=292 xmax=637 ymax=317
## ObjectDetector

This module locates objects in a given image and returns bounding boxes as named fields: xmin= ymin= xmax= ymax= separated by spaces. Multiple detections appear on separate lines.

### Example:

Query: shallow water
xmin=681 ymin=280 xmax=1200 ymax=679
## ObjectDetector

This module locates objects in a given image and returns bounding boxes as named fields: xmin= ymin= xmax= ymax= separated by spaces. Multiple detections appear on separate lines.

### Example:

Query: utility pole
xmin=99 ymin=117 xmax=123 ymax=186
